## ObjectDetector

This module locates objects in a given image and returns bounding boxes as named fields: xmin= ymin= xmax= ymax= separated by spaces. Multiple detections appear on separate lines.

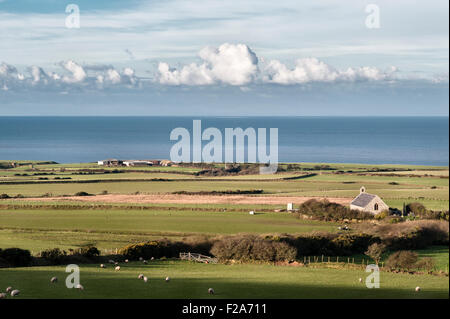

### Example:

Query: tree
xmin=364 ymin=243 xmax=386 ymax=265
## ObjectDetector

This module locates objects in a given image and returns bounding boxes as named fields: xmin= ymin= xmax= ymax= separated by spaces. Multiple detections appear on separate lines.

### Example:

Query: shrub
xmin=293 ymin=199 xmax=373 ymax=221
xmin=386 ymin=251 xmax=418 ymax=270
xmin=406 ymin=202 xmax=427 ymax=215
xmin=0 ymin=193 xmax=10 ymax=199
xmin=39 ymin=248 xmax=67 ymax=264
xmin=364 ymin=243 xmax=386 ymax=265
xmin=210 ymin=235 xmax=296 ymax=262
xmin=75 ymin=246 xmax=100 ymax=258
xmin=415 ymin=257 xmax=436 ymax=271
xmin=374 ymin=210 xmax=389 ymax=220
xmin=0 ymin=248 xmax=32 ymax=267
xmin=74 ymin=191 xmax=91 ymax=196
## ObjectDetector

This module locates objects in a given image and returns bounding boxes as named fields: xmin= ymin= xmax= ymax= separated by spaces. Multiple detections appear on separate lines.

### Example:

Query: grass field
xmin=0 ymin=161 xmax=448 ymax=299
xmin=0 ymin=209 xmax=338 ymax=252
xmin=0 ymin=260 xmax=448 ymax=299
xmin=1 ymin=161 xmax=448 ymax=210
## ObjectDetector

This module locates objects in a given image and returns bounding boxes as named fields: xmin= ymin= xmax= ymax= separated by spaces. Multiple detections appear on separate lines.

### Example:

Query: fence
xmin=180 ymin=252 xmax=218 ymax=264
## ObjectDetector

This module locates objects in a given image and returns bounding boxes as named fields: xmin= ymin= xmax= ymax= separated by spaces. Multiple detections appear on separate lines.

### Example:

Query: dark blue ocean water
xmin=0 ymin=117 xmax=448 ymax=166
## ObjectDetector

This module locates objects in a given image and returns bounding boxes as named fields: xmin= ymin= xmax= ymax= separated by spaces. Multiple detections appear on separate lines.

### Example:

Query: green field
xmin=0 ymin=209 xmax=338 ymax=252
xmin=0 ymin=161 xmax=448 ymax=299
xmin=0 ymin=260 xmax=447 ymax=299
xmin=1 ymin=161 xmax=448 ymax=210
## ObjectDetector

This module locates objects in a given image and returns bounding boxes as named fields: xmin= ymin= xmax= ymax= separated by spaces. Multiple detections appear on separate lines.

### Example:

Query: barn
xmin=350 ymin=186 xmax=389 ymax=215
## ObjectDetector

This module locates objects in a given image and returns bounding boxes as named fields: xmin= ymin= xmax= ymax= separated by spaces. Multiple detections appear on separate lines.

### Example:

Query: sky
xmin=0 ymin=0 xmax=448 ymax=116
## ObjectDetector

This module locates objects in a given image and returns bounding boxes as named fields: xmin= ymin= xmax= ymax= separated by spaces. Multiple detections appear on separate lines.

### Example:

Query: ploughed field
xmin=0 ymin=260 xmax=448 ymax=299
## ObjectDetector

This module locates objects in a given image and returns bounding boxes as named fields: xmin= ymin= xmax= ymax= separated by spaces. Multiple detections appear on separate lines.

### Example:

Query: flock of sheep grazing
xmin=0 ymin=259 xmax=423 ymax=298
xmin=0 ymin=257 xmax=214 ymax=299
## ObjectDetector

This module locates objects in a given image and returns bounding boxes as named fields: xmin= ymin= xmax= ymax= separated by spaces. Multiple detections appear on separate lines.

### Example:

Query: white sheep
xmin=115 ymin=266 xmax=121 ymax=271
xmin=143 ymin=276 xmax=148 ymax=283
xmin=125 ymin=259 xmax=129 ymax=263
xmin=100 ymin=264 xmax=106 ymax=268
xmin=143 ymin=260 xmax=148 ymax=264
xmin=138 ymin=274 xmax=144 ymax=280
xmin=0 ymin=293 xmax=7 ymax=299
xmin=415 ymin=286 xmax=421 ymax=292
xmin=139 ymin=257 xmax=143 ymax=261
xmin=208 ymin=288 xmax=214 ymax=295
xmin=10 ymin=289 xmax=20 ymax=297
xmin=5 ymin=287 xmax=12 ymax=293
xmin=76 ymin=284 xmax=84 ymax=290
xmin=359 ymin=278 xmax=363 ymax=283
xmin=150 ymin=257 xmax=155 ymax=261
xmin=165 ymin=277 xmax=170 ymax=282
xmin=50 ymin=277 xmax=58 ymax=283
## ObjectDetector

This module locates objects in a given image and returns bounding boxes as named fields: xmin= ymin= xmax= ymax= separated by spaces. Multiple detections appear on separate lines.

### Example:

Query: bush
xmin=39 ymin=248 xmax=67 ymax=264
xmin=415 ymin=257 xmax=436 ymax=271
xmin=74 ymin=191 xmax=91 ymax=196
xmin=293 ymin=199 xmax=373 ymax=221
xmin=0 ymin=248 xmax=32 ymax=267
xmin=210 ymin=235 xmax=296 ymax=262
xmin=0 ymin=193 xmax=10 ymax=199
xmin=364 ymin=243 xmax=386 ymax=265
xmin=406 ymin=202 xmax=427 ymax=215
xmin=75 ymin=246 xmax=100 ymax=258
xmin=386 ymin=251 xmax=418 ymax=270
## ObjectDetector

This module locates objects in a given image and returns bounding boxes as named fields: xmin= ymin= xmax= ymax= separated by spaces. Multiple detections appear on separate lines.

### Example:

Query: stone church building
xmin=350 ymin=186 xmax=389 ymax=215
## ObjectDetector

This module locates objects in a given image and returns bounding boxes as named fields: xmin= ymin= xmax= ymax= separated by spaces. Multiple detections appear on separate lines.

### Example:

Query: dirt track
xmin=22 ymin=194 xmax=352 ymax=205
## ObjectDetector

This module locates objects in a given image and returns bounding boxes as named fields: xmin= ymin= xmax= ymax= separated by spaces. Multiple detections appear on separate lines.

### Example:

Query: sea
xmin=0 ymin=116 xmax=448 ymax=166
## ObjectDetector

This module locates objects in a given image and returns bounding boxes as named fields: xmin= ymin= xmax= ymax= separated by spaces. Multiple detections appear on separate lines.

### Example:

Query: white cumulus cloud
xmin=263 ymin=58 xmax=397 ymax=84
xmin=158 ymin=43 xmax=259 ymax=86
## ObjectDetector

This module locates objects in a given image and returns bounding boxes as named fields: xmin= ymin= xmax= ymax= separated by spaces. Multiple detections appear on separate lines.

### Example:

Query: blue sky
xmin=0 ymin=0 xmax=448 ymax=115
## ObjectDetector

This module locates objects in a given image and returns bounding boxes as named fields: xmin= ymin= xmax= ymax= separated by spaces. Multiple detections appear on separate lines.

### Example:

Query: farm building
xmin=97 ymin=159 xmax=123 ymax=166
xmin=123 ymin=160 xmax=153 ymax=167
xmin=350 ymin=186 xmax=389 ymax=215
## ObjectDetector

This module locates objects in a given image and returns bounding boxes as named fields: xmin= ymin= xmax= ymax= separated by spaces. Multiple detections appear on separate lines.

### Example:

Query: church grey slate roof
xmin=351 ymin=193 xmax=376 ymax=207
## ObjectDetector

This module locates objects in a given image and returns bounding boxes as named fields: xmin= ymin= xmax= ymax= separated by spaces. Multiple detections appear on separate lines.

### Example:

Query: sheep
xmin=50 ymin=277 xmax=58 ymax=283
xmin=165 ymin=277 xmax=170 ymax=282
xmin=150 ymin=257 xmax=154 ymax=261
xmin=415 ymin=286 xmax=421 ymax=292
xmin=115 ymin=266 xmax=121 ymax=271
xmin=0 ymin=293 xmax=7 ymax=299
xmin=124 ymin=259 xmax=129 ymax=263
xmin=138 ymin=274 xmax=144 ymax=280
xmin=139 ymin=257 xmax=143 ymax=261
xmin=359 ymin=278 xmax=363 ymax=283
xmin=143 ymin=276 xmax=148 ymax=283
xmin=208 ymin=288 xmax=214 ymax=295
xmin=10 ymin=290 xmax=20 ymax=297
xmin=100 ymin=264 xmax=106 ymax=268
xmin=143 ymin=260 xmax=148 ymax=264
xmin=76 ymin=284 xmax=84 ymax=290
xmin=5 ymin=287 xmax=12 ymax=293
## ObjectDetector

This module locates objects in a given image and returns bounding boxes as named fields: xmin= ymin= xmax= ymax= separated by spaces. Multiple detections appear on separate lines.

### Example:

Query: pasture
xmin=0 ymin=209 xmax=338 ymax=252
xmin=0 ymin=161 xmax=448 ymax=210
xmin=0 ymin=260 xmax=448 ymax=299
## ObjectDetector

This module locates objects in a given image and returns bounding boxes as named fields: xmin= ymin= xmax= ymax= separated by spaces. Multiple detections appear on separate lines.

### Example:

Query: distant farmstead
xmin=97 ymin=159 xmax=123 ymax=166
xmin=350 ymin=186 xmax=389 ymax=215
xmin=123 ymin=160 xmax=153 ymax=167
